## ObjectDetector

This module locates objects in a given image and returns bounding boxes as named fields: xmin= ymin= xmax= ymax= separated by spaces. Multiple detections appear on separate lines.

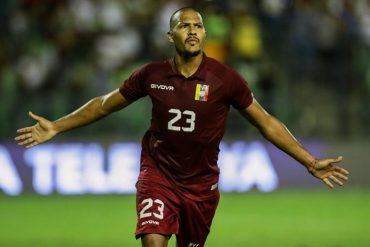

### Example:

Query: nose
xmin=188 ymin=25 xmax=197 ymax=35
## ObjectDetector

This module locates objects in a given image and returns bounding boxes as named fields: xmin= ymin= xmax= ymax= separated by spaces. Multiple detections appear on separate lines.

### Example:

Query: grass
xmin=0 ymin=189 xmax=369 ymax=247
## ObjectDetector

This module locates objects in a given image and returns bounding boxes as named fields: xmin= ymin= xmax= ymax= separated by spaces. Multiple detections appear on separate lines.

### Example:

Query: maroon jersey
xmin=119 ymin=54 xmax=253 ymax=200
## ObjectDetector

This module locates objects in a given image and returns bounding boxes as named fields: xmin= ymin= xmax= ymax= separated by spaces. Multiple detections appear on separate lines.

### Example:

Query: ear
xmin=167 ymin=31 xmax=174 ymax=43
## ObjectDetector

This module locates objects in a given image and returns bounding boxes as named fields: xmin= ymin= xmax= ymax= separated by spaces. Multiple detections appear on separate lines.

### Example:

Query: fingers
xmin=26 ymin=141 xmax=39 ymax=149
xmin=16 ymin=127 xmax=33 ymax=134
xmin=14 ymin=133 xmax=32 ymax=141
xmin=17 ymin=136 xmax=34 ymax=146
xmin=15 ymin=131 xmax=38 ymax=148
xmin=334 ymin=171 xmax=349 ymax=181
xmin=316 ymin=156 xmax=343 ymax=169
xmin=17 ymin=112 xmax=43 ymax=133
xmin=322 ymin=169 xmax=349 ymax=189
xmin=16 ymin=112 xmax=41 ymax=137
xmin=334 ymin=166 xmax=349 ymax=175
xmin=324 ymin=156 xmax=343 ymax=165
xmin=15 ymin=134 xmax=39 ymax=148
xmin=29 ymin=111 xmax=43 ymax=121
xmin=323 ymin=178 xmax=334 ymax=189
xmin=331 ymin=156 xmax=343 ymax=164
xmin=329 ymin=175 xmax=343 ymax=186
xmin=15 ymin=112 xmax=45 ymax=149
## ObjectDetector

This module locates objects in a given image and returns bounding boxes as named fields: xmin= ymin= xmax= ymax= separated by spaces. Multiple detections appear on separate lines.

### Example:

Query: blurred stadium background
xmin=0 ymin=0 xmax=369 ymax=246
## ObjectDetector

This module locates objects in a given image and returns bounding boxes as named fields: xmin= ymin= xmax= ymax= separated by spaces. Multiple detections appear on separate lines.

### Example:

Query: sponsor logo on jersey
xmin=151 ymin=83 xmax=174 ymax=91
xmin=187 ymin=243 xmax=200 ymax=247
xmin=141 ymin=220 xmax=159 ymax=226
xmin=211 ymin=183 xmax=218 ymax=190
xmin=194 ymin=84 xmax=209 ymax=102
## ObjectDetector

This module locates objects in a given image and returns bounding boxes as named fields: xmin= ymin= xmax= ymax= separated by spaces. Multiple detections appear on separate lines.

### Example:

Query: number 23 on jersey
xmin=167 ymin=108 xmax=196 ymax=132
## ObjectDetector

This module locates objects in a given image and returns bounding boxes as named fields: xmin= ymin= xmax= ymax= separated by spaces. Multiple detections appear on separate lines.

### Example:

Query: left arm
xmin=240 ymin=99 xmax=349 ymax=188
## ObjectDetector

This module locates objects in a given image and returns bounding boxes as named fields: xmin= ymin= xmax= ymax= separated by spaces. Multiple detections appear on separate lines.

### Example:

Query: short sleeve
xmin=119 ymin=65 xmax=148 ymax=101
xmin=228 ymin=69 xmax=254 ymax=110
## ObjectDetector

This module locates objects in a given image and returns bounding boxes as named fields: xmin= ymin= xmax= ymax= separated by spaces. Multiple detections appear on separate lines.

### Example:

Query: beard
xmin=175 ymin=45 xmax=201 ymax=59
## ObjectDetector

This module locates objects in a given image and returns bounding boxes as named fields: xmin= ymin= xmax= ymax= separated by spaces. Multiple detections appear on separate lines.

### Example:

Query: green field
xmin=0 ymin=189 xmax=369 ymax=247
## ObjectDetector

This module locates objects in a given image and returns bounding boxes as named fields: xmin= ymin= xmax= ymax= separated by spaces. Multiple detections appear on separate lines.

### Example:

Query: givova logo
xmin=150 ymin=83 xmax=174 ymax=91
xmin=187 ymin=243 xmax=199 ymax=247
xmin=141 ymin=220 xmax=159 ymax=226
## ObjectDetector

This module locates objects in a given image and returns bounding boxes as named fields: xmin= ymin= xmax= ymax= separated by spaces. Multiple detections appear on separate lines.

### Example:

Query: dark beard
xmin=175 ymin=47 xmax=201 ymax=59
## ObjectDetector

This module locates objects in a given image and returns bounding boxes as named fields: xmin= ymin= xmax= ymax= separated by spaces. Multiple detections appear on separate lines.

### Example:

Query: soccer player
xmin=15 ymin=7 xmax=349 ymax=247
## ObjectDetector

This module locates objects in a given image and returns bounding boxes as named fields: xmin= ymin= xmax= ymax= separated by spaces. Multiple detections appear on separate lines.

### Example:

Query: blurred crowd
xmin=0 ymin=0 xmax=369 ymax=140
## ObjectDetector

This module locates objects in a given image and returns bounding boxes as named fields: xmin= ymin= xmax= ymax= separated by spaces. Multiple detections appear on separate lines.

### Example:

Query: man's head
xmin=167 ymin=7 xmax=206 ymax=58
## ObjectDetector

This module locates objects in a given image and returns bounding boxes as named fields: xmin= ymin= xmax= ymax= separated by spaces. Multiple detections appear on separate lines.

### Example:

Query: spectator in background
xmin=152 ymin=0 xmax=184 ymax=58
xmin=202 ymin=3 xmax=231 ymax=63
xmin=1 ymin=0 xmax=369 ymax=139
xmin=231 ymin=1 xmax=263 ymax=62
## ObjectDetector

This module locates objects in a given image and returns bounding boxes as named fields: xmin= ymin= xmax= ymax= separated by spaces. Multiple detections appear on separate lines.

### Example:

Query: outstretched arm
xmin=15 ymin=89 xmax=131 ymax=148
xmin=240 ymin=99 xmax=349 ymax=189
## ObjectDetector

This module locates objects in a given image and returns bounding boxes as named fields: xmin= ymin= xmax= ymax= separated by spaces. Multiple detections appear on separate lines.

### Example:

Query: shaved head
xmin=167 ymin=7 xmax=206 ymax=58
xmin=169 ymin=7 xmax=202 ymax=31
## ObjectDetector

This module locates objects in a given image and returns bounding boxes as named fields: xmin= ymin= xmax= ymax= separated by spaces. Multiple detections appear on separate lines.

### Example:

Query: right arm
xmin=15 ymin=89 xmax=131 ymax=148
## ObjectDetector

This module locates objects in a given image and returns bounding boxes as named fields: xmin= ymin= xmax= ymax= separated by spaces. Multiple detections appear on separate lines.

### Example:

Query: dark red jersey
xmin=119 ymin=54 xmax=253 ymax=200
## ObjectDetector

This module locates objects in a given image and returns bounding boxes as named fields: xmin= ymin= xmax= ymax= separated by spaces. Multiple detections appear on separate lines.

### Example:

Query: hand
xmin=308 ymin=156 xmax=349 ymax=189
xmin=15 ymin=112 xmax=58 ymax=148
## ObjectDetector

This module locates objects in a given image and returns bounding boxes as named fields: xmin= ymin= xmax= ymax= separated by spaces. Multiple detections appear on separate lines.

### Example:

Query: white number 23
xmin=139 ymin=198 xmax=165 ymax=220
xmin=168 ymin=108 xmax=195 ymax=132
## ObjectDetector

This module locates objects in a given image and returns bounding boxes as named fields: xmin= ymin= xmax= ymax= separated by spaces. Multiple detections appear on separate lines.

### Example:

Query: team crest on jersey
xmin=194 ymin=84 xmax=209 ymax=102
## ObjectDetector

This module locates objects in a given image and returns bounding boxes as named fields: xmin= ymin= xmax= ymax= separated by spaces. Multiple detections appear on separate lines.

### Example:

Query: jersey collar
xmin=169 ymin=53 xmax=207 ymax=80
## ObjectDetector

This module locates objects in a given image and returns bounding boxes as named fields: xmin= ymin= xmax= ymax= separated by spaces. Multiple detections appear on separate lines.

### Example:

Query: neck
xmin=174 ymin=51 xmax=203 ymax=78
